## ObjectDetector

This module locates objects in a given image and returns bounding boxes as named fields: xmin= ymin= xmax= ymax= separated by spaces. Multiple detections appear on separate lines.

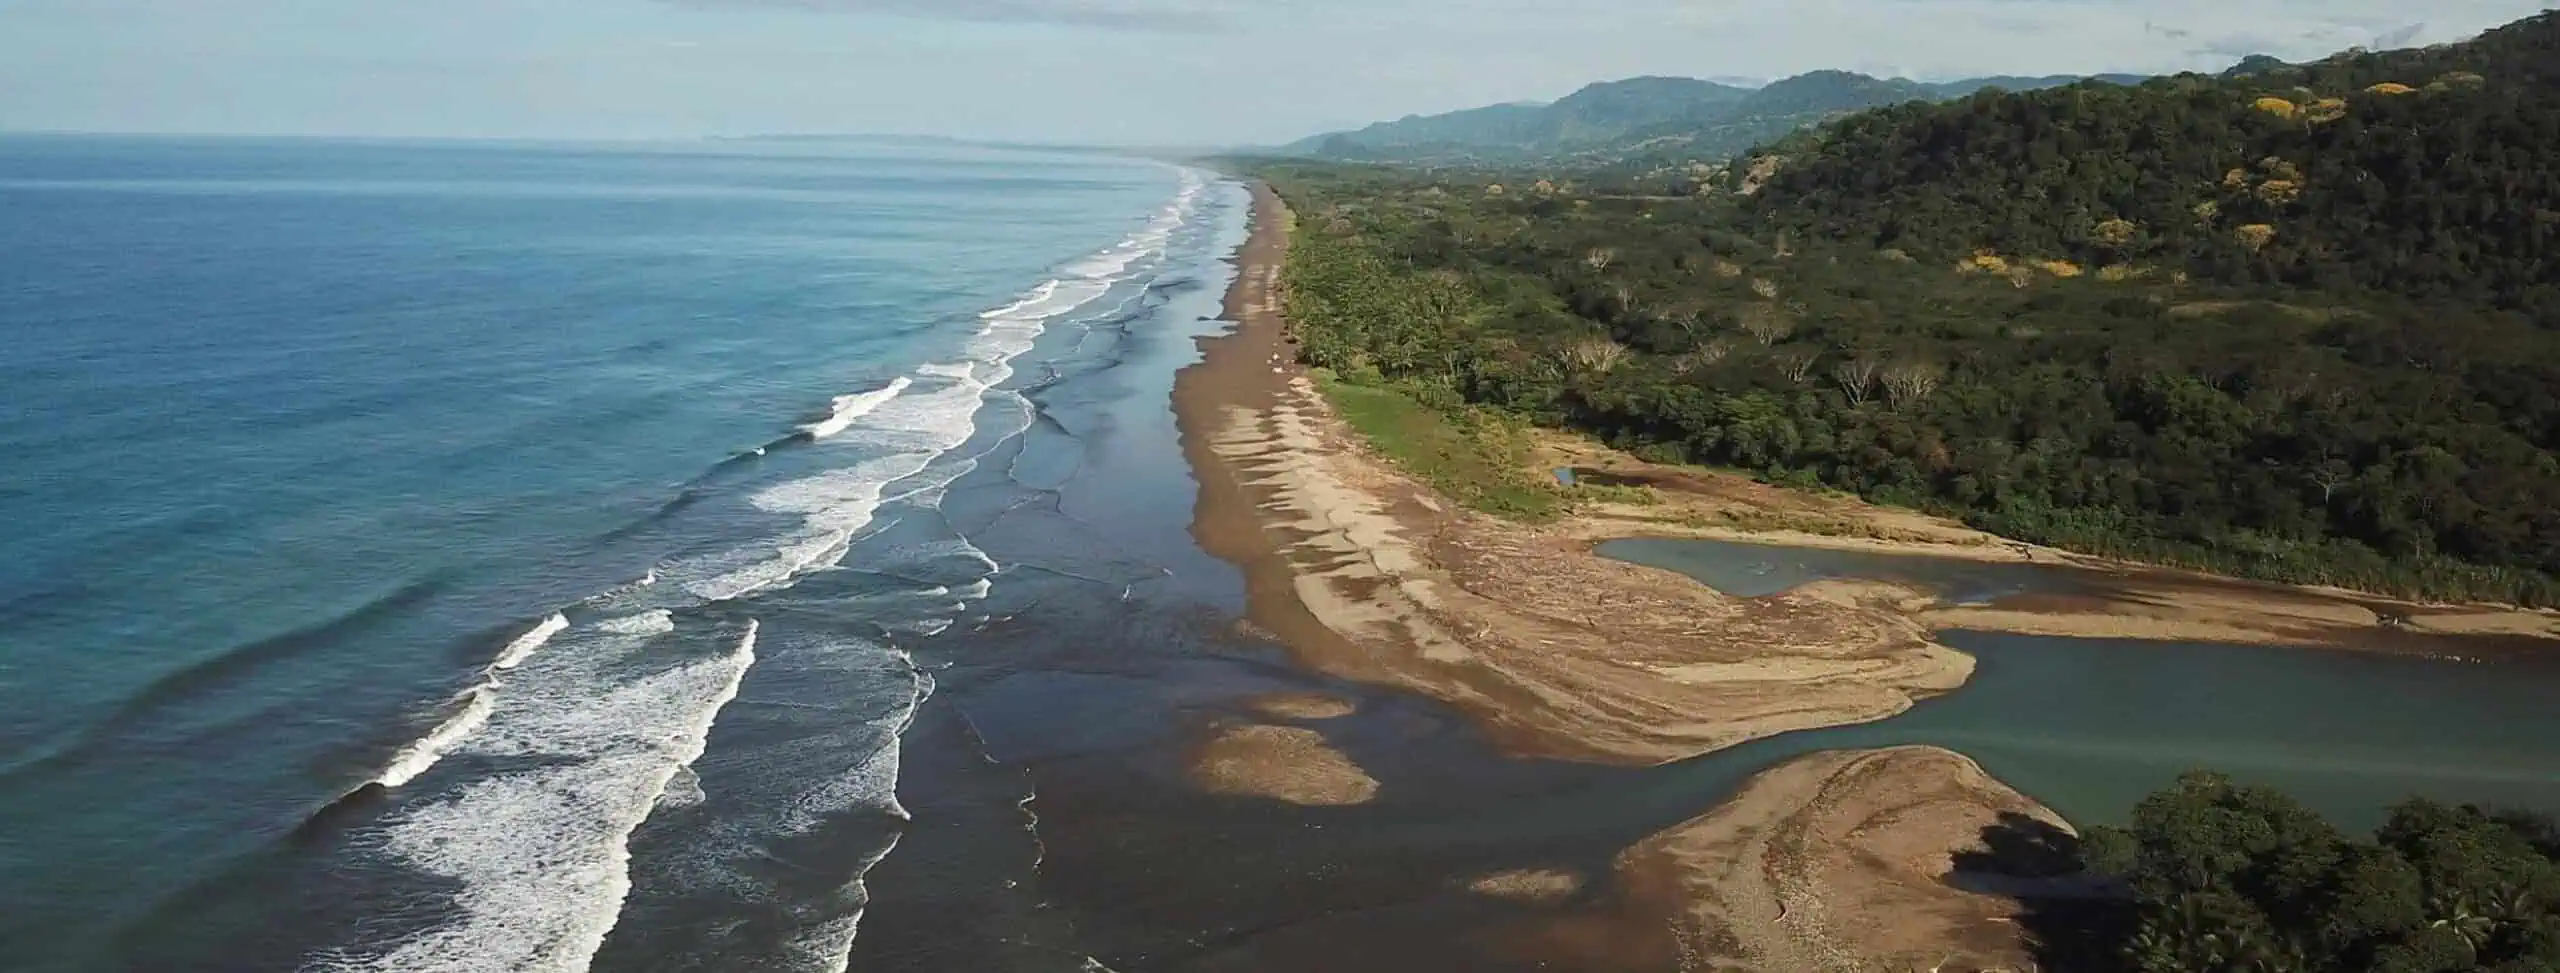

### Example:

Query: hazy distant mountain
xmin=1280 ymin=76 xmax=1752 ymax=159
xmin=2220 ymin=53 xmax=2295 ymax=77
xmin=1282 ymin=68 xmax=2150 ymax=165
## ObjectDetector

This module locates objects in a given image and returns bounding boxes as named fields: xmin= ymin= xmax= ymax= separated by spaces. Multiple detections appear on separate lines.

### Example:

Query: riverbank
xmin=1541 ymin=435 xmax=2560 ymax=656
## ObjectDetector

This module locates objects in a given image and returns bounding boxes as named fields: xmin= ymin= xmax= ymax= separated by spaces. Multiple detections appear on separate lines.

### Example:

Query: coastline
xmin=1170 ymin=178 xmax=2560 ymax=971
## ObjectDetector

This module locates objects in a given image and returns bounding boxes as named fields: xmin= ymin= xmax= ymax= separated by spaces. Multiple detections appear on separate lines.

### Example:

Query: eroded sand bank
xmin=1539 ymin=435 xmax=2560 ymax=655
xmin=1174 ymin=186 xmax=1970 ymax=767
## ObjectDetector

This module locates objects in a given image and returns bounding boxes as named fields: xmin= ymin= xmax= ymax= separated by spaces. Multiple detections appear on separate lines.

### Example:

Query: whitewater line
xmin=802 ymin=377 xmax=914 ymax=440
xmin=801 ymin=647 xmax=935 ymax=973
xmin=368 ymin=611 xmax=567 ymax=789
xmin=372 ymin=686 xmax=498 ymax=789
xmin=570 ymin=620 xmax=762 ymax=973
xmin=489 ymin=613 xmax=568 ymax=671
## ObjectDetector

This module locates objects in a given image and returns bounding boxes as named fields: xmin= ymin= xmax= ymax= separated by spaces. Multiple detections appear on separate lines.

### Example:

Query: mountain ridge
xmin=1281 ymin=67 xmax=2150 ymax=164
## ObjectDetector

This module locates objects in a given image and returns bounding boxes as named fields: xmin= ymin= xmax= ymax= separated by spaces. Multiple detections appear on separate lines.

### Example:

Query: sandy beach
xmin=1170 ymin=183 xmax=2055 ymax=966
xmin=1177 ymin=189 xmax=1983 ymax=768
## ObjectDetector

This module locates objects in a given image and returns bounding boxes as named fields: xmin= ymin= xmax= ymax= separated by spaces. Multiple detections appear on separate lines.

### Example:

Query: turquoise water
xmin=1600 ymin=537 xmax=2560 ymax=831
xmin=0 ymin=134 xmax=1224 ymax=971
xmin=1599 ymin=534 xmax=2099 ymax=602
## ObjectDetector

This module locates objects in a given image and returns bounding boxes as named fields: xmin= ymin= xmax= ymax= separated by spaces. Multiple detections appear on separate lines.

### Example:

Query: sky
xmin=3 ymin=0 xmax=2555 ymax=145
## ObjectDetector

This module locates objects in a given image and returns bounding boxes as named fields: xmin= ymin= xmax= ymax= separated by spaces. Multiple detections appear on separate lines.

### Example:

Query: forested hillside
xmin=1243 ymin=12 xmax=2560 ymax=604
xmin=1746 ymin=12 xmax=2560 ymax=317
xmin=1282 ymin=69 xmax=2143 ymax=166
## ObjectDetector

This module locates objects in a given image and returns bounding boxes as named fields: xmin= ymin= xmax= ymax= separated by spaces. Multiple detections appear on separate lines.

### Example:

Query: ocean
xmin=0 ymin=134 xmax=1244 ymax=972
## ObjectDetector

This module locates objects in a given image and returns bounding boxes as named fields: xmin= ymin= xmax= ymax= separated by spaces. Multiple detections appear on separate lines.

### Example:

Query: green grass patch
xmin=1572 ymin=482 xmax=1662 ymax=507
xmin=1314 ymin=372 xmax=1564 ymax=522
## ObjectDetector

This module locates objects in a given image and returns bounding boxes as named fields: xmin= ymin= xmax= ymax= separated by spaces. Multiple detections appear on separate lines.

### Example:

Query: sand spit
xmin=1176 ymin=184 xmax=1968 ymax=766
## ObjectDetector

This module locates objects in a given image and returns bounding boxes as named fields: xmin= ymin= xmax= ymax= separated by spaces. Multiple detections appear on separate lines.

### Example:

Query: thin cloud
xmin=655 ymin=0 xmax=1244 ymax=31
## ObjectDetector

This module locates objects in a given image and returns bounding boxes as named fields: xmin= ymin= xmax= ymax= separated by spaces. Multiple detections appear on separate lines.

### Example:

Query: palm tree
xmin=2427 ymin=891 xmax=2495 ymax=959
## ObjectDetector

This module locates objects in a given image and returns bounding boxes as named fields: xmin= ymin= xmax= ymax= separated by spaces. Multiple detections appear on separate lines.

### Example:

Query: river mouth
xmin=1597 ymin=535 xmax=2560 ymax=832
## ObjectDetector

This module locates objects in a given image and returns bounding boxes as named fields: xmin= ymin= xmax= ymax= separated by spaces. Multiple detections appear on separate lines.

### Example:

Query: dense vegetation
xmin=2034 ymin=774 xmax=2560 ymax=973
xmin=1282 ymin=69 xmax=2144 ymax=167
xmin=1746 ymin=15 xmax=2560 ymax=317
xmin=1244 ymin=12 xmax=2560 ymax=604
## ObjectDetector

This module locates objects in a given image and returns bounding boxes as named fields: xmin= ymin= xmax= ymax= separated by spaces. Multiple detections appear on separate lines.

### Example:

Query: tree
xmin=1738 ymin=304 xmax=1796 ymax=345
xmin=1776 ymin=349 xmax=1819 ymax=384
xmin=1832 ymin=356 xmax=1879 ymax=405
xmin=1883 ymin=361 xmax=1943 ymax=409
xmin=2076 ymin=773 xmax=2560 ymax=973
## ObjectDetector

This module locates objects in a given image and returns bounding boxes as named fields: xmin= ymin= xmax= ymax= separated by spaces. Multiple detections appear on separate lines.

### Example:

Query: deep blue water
xmin=0 ymin=135 xmax=1221 ymax=972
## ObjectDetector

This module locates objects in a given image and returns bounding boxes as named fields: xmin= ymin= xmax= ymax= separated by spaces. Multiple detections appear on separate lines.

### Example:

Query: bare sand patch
xmin=1188 ymin=723 xmax=1378 ymax=806
xmin=1467 ymin=869 xmax=1584 ymax=904
xmin=1246 ymin=692 xmax=1357 ymax=720
xmin=1616 ymin=746 xmax=2072 ymax=973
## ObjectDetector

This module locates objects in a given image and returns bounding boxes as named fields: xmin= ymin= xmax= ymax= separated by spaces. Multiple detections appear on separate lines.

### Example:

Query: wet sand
xmin=1172 ymin=184 xmax=2068 ymax=969
xmin=1155 ymin=178 xmax=2560 ymax=973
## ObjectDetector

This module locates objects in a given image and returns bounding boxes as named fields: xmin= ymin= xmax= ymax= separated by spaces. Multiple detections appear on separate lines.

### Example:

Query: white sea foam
xmin=800 ymin=377 xmax=913 ymax=440
xmin=316 ymin=621 xmax=757 ymax=973
xmin=677 ymin=455 xmax=934 ymax=602
xmin=769 ymin=650 xmax=932 ymax=973
xmin=743 ymin=182 xmax=1206 ymax=968
xmin=367 ymin=608 xmax=566 ymax=787
xmin=595 ymin=609 xmax=675 ymax=636
xmin=488 ymin=613 xmax=567 ymax=671
xmin=334 ymin=171 xmax=1213 ymax=971
xmin=658 ymin=765 xmax=707 ymax=810
xmin=371 ymin=686 xmax=497 ymax=789
xmin=779 ymin=835 xmax=902 ymax=973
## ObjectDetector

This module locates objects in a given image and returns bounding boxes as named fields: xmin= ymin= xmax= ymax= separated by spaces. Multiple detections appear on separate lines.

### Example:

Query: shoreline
xmin=1170 ymin=177 xmax=2560 ymax=970
xmin=1175 ymin=183 xmax=1971 ymax=768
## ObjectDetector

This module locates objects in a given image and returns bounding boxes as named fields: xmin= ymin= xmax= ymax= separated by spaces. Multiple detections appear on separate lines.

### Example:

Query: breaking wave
xmin=801 ymin=377 xmax=913 ymax=440
xmin=331 ymin=167 xmax=1212 ymax=971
